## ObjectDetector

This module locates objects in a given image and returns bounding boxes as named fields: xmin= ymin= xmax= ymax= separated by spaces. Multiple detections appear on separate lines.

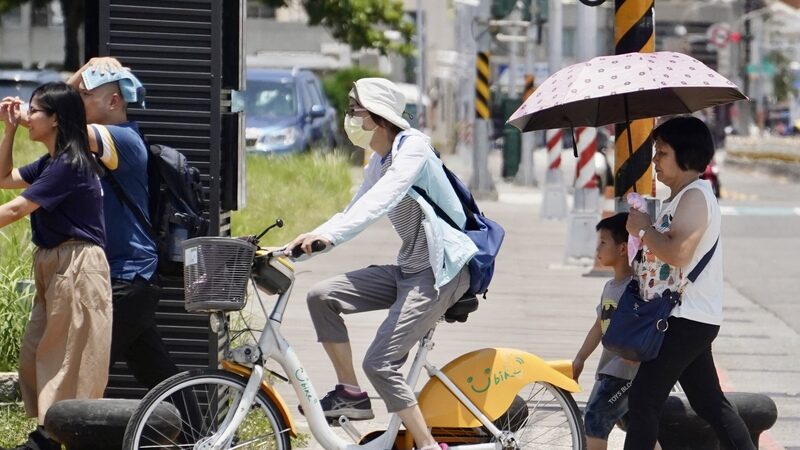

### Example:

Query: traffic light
xmin=491 ymin=0 xmax=533 ymax=21
xmin=536 ymin=0 xmax=548 ymax=23
xmin=491 ymin=0 xmax=515 ymax=19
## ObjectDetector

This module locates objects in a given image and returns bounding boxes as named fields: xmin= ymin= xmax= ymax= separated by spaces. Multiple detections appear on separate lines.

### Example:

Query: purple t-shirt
xmin=19 ymin=152 xmax=106 ymax=249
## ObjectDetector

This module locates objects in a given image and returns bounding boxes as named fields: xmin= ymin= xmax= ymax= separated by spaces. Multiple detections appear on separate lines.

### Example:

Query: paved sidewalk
xmin=244 ymin=151 xmax=795 ymax=449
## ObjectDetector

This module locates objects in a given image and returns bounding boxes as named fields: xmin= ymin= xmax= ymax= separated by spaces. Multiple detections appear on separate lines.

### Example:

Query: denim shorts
xmin=583 ymin=374 xmax=633 ymax=439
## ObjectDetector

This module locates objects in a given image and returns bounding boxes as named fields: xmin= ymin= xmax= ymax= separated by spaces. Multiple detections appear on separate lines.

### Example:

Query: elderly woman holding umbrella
xmin=623 ymin=116 xmax=754 ymax=450
xmin=507 ymin=52 xmax=754 ymax=450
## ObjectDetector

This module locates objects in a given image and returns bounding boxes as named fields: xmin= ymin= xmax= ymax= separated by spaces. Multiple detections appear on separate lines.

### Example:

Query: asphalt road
xmin=718 ymin=165 xmax=800 ymax=335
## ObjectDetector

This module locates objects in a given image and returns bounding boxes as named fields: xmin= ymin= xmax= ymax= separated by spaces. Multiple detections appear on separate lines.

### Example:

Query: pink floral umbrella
xmin=507 ymin=51 xmax=747 ymax=133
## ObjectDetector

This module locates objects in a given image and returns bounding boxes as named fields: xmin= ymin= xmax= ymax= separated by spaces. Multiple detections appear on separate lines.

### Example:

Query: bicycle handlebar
xmin=288 ymin=240 xmax=327 ymax=258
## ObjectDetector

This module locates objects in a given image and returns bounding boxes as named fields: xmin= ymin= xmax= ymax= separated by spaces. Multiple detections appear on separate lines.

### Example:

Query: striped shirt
xmin=381 ymin=153 xmax=430 ymax=273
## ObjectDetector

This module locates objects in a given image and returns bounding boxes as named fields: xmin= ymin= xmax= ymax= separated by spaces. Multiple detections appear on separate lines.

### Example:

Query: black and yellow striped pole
xmin=614 ymin=0 xmax=654 ymax=198
xmin=475 ymin=51 xmax=491 ymax=119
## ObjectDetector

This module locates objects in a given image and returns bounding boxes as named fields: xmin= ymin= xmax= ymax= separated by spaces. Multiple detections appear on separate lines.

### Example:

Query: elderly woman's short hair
xmin=652 ymin=116 xmax=715 ymax=172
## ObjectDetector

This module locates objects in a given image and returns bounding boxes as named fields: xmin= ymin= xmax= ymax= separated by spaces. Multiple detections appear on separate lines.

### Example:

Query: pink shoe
xmin=419 ymin=443 xmax=448 ymax=450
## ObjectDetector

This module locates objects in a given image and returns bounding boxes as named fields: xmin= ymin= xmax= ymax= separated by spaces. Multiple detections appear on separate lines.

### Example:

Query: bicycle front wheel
xmin=490 ymin=382 xmax=586 ymax=450
xmin=123 ymin=369 xmax=292 ymax=450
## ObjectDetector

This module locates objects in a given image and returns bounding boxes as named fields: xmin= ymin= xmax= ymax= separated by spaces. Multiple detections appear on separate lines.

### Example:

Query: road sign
xmin=746 ymin=62 xmax=776 ymax=76
xmin=706 ymin=23 xmax=731 ymax=49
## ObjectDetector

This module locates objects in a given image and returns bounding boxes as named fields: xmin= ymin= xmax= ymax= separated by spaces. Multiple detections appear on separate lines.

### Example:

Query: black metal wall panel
xmin=91 ymin=0 xmax=242 ymax=398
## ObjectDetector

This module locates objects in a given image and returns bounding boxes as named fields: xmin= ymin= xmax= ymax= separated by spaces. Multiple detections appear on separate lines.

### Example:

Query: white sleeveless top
xmin=635 ymin=179 xmax=723 ymax=325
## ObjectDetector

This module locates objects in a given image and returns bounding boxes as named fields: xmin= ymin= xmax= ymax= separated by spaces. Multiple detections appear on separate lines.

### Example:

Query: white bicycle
xmin=123 ymin=224 xmax=586 ymax=450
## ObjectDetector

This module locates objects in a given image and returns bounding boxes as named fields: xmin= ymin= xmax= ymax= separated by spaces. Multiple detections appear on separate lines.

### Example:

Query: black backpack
xmin=101 ymin=139 xmax=209 ymax=276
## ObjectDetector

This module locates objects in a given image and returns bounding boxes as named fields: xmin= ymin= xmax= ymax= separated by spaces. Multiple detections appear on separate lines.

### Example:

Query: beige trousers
xmin=19 ymin=241 xmax=112 ymax=424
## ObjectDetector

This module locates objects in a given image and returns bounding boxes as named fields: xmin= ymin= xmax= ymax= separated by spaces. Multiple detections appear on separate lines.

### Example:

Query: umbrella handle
xmin=623 ymin=96 xmax=638 ymax=194
xmin=571 ymin=127 xmax=578 ymax=158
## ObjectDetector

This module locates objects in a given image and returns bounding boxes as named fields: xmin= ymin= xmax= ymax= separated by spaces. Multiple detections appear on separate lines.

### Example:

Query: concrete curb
xmin=725 ymin=154 xmax=800 ymax=182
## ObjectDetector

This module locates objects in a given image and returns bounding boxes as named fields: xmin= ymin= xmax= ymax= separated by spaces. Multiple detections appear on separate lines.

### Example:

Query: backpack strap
xmin=98 ymin=159 xmax=155 ymax=237
xmin=397 ymin=134 xmax=462 ymax=231
xmin=412 ymin=186 xmax=461 ymax=231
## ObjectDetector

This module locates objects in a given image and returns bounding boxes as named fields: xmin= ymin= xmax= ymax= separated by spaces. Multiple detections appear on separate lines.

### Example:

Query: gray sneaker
xmin=300 ymin=385 xmax=375 ymax=421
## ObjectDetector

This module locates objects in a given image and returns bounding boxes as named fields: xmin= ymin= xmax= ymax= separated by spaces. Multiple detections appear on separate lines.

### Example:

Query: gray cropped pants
xmin=306 ymin=264 xmax=470 ymax=412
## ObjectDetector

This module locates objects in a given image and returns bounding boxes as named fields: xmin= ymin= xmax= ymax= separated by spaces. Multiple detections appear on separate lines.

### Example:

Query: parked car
xmin=244 ymin=68 xmax=337 ymax=154
xmin=0 ymin=69 xmax=63 ymax=101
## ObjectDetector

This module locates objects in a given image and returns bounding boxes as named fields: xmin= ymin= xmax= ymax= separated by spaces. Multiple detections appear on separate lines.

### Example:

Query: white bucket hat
xmin=350 ymin=78 xmax=410 ymax=130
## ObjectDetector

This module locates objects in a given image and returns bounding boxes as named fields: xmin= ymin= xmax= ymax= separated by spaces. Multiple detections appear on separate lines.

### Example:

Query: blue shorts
xmin=583 ymin=374 xmax=633 ymax=439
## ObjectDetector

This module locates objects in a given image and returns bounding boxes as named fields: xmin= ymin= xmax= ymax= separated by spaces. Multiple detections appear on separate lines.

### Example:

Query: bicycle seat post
xmin=402 ymin=325 xmax=438 ymax=394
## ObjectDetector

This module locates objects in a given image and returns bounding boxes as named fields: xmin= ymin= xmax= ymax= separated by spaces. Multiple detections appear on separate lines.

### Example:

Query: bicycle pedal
xmin=337 ymin=416 xmax=362 ymax=442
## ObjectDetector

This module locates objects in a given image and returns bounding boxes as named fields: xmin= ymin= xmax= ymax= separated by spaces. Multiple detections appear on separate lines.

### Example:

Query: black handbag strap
xmin=685 ymin=238 xmax=719 ymax=283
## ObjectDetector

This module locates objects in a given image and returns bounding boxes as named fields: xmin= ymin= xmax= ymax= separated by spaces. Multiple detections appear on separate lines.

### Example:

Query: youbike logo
xmin=295 ymin=368 xmax=318 ymax=405
xmin=466 ymin=357 xmax=525 ymax=393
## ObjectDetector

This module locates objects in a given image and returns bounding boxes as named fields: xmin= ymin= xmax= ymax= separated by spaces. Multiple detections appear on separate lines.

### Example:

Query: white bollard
xmin=541 ymin=129 xmax=568 ymax=220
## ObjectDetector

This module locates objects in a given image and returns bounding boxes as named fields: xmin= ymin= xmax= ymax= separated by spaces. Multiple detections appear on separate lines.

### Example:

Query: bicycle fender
xmin=221 ymin=360 xmax=298 ymax=437
xmin=417 ymin=348 xmax=580 ymax=428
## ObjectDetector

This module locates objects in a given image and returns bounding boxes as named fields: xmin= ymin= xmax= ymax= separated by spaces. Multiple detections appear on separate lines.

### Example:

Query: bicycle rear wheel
xmin=491 ymin=382 xmax=586 ymax=450
xmin=123 ymin=369 xmax=292 ymax=450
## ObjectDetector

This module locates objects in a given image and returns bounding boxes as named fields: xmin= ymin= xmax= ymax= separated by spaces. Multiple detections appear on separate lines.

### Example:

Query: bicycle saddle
xmin=444 ymin=294 xmax=479 ymax=323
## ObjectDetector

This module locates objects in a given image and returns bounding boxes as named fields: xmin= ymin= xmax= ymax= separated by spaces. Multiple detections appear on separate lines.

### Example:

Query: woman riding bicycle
xmin=286 ymin=78 xmax=476 ymax=450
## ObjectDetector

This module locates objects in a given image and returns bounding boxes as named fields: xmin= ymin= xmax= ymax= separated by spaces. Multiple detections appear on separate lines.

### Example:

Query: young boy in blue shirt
xmin=572 ymin=213 xmax=660 ymax=450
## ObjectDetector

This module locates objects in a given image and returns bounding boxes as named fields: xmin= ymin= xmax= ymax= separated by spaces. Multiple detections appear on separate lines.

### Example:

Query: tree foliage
xmin=2 ymin=0 xmax=414 ymax=70
xmin=258 ymin=0 xmax=415 ymax=56
xmin=1 ymin=0 xmax=84 ymax=70
xmin=768 ymin=50 xmax=798 ymax=103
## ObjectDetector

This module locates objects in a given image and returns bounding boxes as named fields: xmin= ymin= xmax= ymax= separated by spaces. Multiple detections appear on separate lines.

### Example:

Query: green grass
xmin=0 ymin=403 xmax=36 ymax=447
xmin=231 ymin=152 xmax=353 ymax=246
xmin=0 ymin=124 xmax=43 ymax=372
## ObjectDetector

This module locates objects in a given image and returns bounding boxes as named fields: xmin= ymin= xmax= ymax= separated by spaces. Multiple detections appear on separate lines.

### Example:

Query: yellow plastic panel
xmin=418 ymin=348 xmax=580 ymax=428
xmin=221 ymin=360 xmax=298 ymax=437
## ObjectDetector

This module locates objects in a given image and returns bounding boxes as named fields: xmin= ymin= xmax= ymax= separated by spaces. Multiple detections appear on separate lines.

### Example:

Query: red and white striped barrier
xmin=546 ymin=129 xmax=562 ymax=170
xmin=575 ymin=127 xmax=597 ymax=189
xmin=459 ymin=121 xmax=473 ymax=146
xmin=541 ymin=128 xmax=568 ymax=220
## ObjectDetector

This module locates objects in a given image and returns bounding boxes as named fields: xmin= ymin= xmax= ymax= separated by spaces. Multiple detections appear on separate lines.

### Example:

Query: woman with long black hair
xmin=0 ymin=82 xmax=112 ymax=450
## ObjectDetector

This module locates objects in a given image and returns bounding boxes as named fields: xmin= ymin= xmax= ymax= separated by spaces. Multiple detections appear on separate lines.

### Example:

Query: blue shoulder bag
xmin=602 ymin=238 xmax=718 ymax=362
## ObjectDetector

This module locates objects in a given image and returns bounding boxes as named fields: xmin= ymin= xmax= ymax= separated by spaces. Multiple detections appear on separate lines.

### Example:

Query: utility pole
xmin=547 ymin=0 xmax=562 ymax=78
xmin=614 ymin=0 xmax=655 ymax=210
xmin=471 ymin=0 xmax=497 ymax=199
xmin=516 ymin=0 xmax=538 ymax=186
xmin=455 ymin=1 xmax=477 ymax=163
xmin=540 ymin=0 xmax=567 ymax=220
xmin=416 ymin=0 xmax=426 ymax=129
xmin=574 ymin=2 xmax=598 ymax=212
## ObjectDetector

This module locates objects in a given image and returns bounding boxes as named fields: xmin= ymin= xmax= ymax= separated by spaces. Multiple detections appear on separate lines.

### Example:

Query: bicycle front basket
xmin=182 ymin=237 xmax=257 ymax=312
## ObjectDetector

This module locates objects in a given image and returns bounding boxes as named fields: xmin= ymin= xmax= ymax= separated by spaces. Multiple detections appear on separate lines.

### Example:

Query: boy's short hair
xmin=596 ymin=213 xmax=629 ymax=245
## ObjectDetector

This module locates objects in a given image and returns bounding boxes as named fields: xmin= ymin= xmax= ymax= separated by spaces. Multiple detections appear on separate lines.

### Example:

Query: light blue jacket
xmin=312 ymin=129 xmax=477 ymax=289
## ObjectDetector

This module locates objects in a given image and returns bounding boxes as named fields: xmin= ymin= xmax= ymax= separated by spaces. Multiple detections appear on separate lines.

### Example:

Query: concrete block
xmin=44 ymin=399 xmax=181 ymax=450
xmin=618 ymin=393 xmax=777 ymax=449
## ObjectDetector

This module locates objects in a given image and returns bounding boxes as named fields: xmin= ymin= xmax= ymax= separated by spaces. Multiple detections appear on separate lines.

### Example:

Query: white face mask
xmin=344 ymin=114 xmax=376 ymax=151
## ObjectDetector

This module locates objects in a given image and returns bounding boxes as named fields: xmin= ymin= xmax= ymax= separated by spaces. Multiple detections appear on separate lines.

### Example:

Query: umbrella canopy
xmin=508 ymin=51 xmax=747 ymax=132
